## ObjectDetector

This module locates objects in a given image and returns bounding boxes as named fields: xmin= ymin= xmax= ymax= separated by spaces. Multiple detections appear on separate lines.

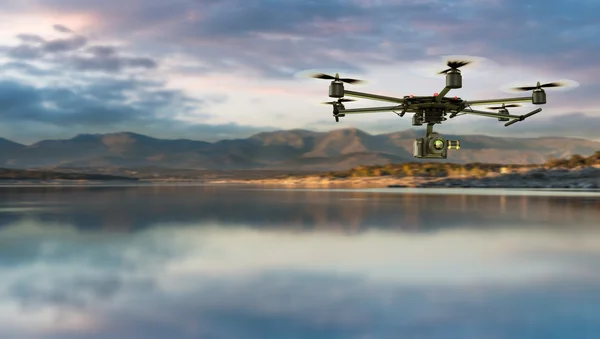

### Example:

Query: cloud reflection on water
xmin=1 ymin=217 xmax=600 ymax=339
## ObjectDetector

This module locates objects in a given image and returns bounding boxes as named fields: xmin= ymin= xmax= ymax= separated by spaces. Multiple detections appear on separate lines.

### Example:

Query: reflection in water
xmin=0 ymin=185 xmax=599 ymax=339
xmin=0 ymin=185 xmax=598 ymax=233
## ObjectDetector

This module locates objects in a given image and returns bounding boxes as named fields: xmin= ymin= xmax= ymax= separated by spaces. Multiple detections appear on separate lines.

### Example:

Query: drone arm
xmin=340 ymin=105 xmax=409 ymax=114
xmin=344 ymin=90 xmax=405 ymax=104
xmin=465 ymin=96 xmax=531 ymax=106
xmin=504 ymin=108 xmax=542 ymax=127
xmin=461 ymin=108 xmax=522 ymax=120
xmin=435 ymin=86 xmax=452 ymax=102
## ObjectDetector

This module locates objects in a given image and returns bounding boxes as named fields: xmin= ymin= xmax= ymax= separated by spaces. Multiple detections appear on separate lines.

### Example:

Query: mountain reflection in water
xmin=0 ymin=185 xmax=599 ymax=339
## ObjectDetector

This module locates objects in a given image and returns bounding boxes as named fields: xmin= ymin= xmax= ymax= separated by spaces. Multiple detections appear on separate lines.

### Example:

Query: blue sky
xmin=0 ymin=0 xmax=598 ymax=143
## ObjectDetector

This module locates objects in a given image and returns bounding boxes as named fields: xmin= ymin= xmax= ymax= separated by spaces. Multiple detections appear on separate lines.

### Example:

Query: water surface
xmin=1 ymin=185 xmax=599 ymax=339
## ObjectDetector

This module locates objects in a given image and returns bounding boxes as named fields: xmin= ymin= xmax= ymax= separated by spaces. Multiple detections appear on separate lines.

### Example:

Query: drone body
xmin=313 ymin=62 xmax=567 ymax=159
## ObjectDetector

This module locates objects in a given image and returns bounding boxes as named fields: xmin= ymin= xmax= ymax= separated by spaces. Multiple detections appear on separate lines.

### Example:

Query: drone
xmin=312 ymin=60 xmax=570 ymax=159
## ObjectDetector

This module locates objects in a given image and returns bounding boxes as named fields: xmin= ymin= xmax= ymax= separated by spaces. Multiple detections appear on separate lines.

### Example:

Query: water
xmin=1 ymin=185 xmax=599 ymax=339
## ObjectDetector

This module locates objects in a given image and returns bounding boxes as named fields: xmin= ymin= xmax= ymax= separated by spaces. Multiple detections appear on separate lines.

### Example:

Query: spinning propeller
xmin=321 ymin=98 xmax=355 ymax=105
xmin=487 ymin=103 xmax=521 ymax=110
xmin=512 ymin=81 xmax=567 ymax=91
xmin=438 ymin=60 xmax=471 ymax=74
xmin=310 ymin=72 xmax=364 ymax=84
xmin=321 ymin=98 xmax=355 ymax=122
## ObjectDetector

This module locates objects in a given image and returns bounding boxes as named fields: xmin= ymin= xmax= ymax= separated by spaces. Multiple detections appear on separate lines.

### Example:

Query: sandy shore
xmin=207 ymin=176 xmax=429 ymax=187
xmin=207 ymin=167 xmax=600 ymax=189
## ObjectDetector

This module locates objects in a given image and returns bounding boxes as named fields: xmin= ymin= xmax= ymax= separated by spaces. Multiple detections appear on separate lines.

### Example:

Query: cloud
xmin=0 ymin=26 xmax=279 ymax=142
xmin=7 ymin=0 xmax=595 ymax=79
xmin=3 ymin=29 xmax=156 ymax=73
xmin=0 ymin=61 xmax=58 ymax=76
xmin=0 ymin=0 xmax=597 ymax=140
xmin=0 ymin=78 xmax=179 ymax=126
xmin=53 ymin=24 xmax=73 ymax=33
xmin=0 ymin=76 xmax=278 ymax=143
xmin=7 ymin=34 xmax=87 ymax=59
xmin=16 ymin=34 xmax=45 ymax=43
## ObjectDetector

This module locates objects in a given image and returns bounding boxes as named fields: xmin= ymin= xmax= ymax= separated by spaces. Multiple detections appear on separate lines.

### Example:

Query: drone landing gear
xmin=413 ymin=123 xmax=460 ymax=159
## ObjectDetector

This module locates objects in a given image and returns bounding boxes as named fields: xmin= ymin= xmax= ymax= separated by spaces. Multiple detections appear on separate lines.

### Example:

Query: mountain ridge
xmin=1 ymin=128 xmax=599 ymax=170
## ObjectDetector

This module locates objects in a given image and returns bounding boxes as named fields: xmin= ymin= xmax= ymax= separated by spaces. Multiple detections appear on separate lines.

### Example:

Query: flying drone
xmin=312 ymin=60 xmax=572 ymax=159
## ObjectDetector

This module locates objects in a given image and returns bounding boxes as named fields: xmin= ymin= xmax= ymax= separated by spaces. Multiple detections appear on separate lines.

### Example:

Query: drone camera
xmin=413 ymin=132 xmax=454 ymax=159
xmin=532 ymin=89 xmax=546 ymax=105
xmin=329 ymin=81 xmax=344 ymax=98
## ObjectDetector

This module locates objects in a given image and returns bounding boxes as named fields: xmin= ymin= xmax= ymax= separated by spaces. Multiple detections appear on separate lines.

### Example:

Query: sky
xmin=0 ymin=0 xmax=598 ymax=144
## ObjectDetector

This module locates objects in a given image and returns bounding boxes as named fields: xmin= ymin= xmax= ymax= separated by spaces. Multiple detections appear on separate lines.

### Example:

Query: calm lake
xmin=1 ymin=185 xmax=599 ymax=339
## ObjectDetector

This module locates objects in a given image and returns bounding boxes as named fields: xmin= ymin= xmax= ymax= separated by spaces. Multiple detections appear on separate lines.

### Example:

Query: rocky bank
xmin=419 ymin=167 xmax=600 ymax=189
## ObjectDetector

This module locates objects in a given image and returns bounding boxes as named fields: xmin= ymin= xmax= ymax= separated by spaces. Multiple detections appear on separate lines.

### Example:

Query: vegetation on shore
xmin=314 ymin=152 xmax=600 ymax=179
xmin=0 ymin=168 xmax=138 ymax=181
xmin=1 ymin=152 xmax=598 ymax=183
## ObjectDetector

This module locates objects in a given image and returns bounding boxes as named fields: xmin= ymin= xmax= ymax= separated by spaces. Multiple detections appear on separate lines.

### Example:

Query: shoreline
xmin=0 ymin=167 xmax=598 ymax=190
xmin=205 ymin=166 xmax=600 ymax=190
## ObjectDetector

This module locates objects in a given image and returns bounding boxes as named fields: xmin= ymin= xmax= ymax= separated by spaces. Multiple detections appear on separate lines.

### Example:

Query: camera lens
xmin=433 ymin=139 xmax=444 ymax=150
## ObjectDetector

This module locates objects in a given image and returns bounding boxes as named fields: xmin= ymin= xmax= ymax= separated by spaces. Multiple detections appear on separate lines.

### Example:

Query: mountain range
xmin=1 ymin=128 xmax=599 ymax=171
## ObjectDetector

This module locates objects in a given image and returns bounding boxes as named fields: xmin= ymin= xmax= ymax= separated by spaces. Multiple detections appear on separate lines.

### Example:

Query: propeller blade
xmin=487 ymin=104 xmax=521 ymax=110
xmin=447 ymin=60 xmax=471 ymax=69
xmin=512 ymin=81 xmax=570 ymax=91
xmin=513 ymin=85 xmax=538 ymax=91
xmin=321 ymin=98 xmax=355 ymax=105
xmin=338 ymin=77 xmax=364 ymax=84
xmin=309 ymin=72 xmax=364 ymax=84
xmin=310 ymin=73 xmax=336 ymax=80
xmin=438 ymin=60 xmax=472 ymax=74
xmin=539 ymin=81 xmax=566 ymax=88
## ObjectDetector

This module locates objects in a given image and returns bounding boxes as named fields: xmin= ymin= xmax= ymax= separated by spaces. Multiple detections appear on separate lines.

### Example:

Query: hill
xmin=0 ymin=129 xmax=599 ymax=171
xmin=0 ymin=168 xmax=138 ymax=181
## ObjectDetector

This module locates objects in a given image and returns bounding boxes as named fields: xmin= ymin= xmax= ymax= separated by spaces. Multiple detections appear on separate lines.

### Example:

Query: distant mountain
xmin=0 ymin=138 xmax=25 ymax=154
xmin=1 ymin=129 xmax=599 ymax=170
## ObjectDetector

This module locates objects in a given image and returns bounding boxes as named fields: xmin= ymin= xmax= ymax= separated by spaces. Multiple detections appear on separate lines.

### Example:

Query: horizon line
xmin=0 ymin=127 xmax=597 ymax=146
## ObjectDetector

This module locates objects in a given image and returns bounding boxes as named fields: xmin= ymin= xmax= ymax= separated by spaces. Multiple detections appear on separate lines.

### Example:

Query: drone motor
xmin=487 ymin=104 xmax=521 ymax=122
xmin=321 ymin=98 xmax=354 ymax=122
xmin=329 ymin=81 xmax=344 ymax=98
xmin=309 ymin=73 xmax=363 ymax=98
xmin=497 ymin=109 xmax=510 ymax=122
xmin=439 ymin=61 xmax=470 ymax=89
xmin=512 ymin=81 xmax=569 ymax=105
xmin=446 ymin=69 xmax=462 ymax=89
xmin=532 ymin=89 xmax=546 ymax=105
